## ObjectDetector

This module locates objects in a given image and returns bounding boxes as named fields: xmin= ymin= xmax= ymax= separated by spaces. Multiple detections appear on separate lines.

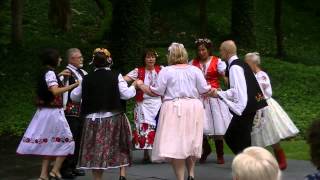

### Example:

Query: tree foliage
xmin=231 ymin=0 xmax=256 ymax=50
xmin=109 ymin=0 xmax=151 ymax=73
xmin=48 ymin=0 xmax=72 ymax=32
xmin=274 ymin=0 xmax=285 ymax=57
xmin=11 ymin=0 xmax=23 ymax=46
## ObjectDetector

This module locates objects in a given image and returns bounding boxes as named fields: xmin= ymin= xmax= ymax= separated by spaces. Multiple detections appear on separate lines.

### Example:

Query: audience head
xmin=195 ymin=38 xmax=212 ymax=61
xmin=40 ymin=48 xmax=61 ymax=68
xmin=307 ymin=119 xmax=320 ymax=170
xmin=167 ymin=42 xmax=188 ymax=65
xmin=143 ymin=48 xmax=158 ymax=68
xmin=219 ymin=40 xmax=237 ymax=61
xmin=91 ymin=48 xmax=112 ymax=68
xmin=66 ymin=48 xmax=83 ymax=68
xmin=244 ymin=52 xmax=261 ymax=72
xmin=232 ymin=146 xmax=281 ymax=180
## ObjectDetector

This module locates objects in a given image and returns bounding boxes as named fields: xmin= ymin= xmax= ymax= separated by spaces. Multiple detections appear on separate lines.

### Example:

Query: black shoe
xmin=187 ymin=176 xmax=194 ymax=180
xmin=119 ymin=176 xmax=127 ymax=180
xmin=72 ymin=169 xmax=86 ymax=176
xmin=49 ymin=171 xmax=63 ymax=180
xmin=61 ymin=170 xmax=75 ymax=179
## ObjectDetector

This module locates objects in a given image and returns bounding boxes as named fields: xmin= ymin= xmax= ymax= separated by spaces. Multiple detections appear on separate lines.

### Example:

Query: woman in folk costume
xmin=137 ymin=43 xmax=216 ymax=180
xmin=190 ymin=38 xmax=232 ymax=164
xmin=70 ymin=48 xmax=137 ymax=180
xmin=245 ymin=52 xmax=299 ymax=170
xmin=16 ymin=48 xmax=79 ymax=180
xmin=123 ymin=49 xmax=162 ymax=163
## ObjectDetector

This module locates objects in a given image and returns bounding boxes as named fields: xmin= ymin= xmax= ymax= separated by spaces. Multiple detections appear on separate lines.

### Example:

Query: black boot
xmin=119 ymin=176 xmax=127 ymax=180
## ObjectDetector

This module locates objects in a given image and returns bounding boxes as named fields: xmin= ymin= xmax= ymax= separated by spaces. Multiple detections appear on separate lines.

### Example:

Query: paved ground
xmin=27 ymin=151 xmax=316 ymax=180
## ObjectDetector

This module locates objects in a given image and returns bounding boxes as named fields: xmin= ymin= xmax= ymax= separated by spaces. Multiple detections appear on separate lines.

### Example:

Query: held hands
xmin=70 ymin=80 xmax=80 ymax=89
xmin=131 ymin=79 xmax=143 ymax=89
xmin=206 ymin=88 xmax=219 ymax=98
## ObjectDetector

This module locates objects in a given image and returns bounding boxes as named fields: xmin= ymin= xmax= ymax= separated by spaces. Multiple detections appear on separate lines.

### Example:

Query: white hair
xmin=167 ymin=42 xmax=188 ymax=65
xmin=232 ymin=146 xmax=281 ymax=180
xmin=66 ymin=48 xmax=81 ymax=61
xmin=245 ymin=52 xmax=261 ymax=64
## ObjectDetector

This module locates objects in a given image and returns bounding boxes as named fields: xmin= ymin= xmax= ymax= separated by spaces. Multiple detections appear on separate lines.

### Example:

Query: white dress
xmin=251 ymin=71 xmax=299 ymax=147
xmin=150 ymin=65 xmax=211 ymax=161
xmin=16 ymin=71 xmax=75 ymax=156
xmin=127 ymin=68 xmax=162 ymax=149
xmin=190 ymin=58 xmax=232 ymax=135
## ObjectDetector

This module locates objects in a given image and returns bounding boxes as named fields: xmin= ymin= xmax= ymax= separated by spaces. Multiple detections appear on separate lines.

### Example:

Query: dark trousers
xmin=224 ymin=112 xmax=255 ymax=154
xmin=61 ymin=116 xmax=84 ymax=171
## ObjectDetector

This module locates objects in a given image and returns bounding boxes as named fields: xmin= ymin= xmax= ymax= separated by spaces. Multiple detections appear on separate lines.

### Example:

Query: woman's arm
xmin=123 ymin=75 xmax=134 ymax=83
xmin=137 ymin=80 xmax=158 ymax=97
xmin=49 ymin=82 xmax=79 ymax=96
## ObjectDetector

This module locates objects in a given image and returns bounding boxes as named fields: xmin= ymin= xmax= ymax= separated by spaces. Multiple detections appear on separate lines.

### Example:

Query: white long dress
xmin=251 ymin=71 xmax=299 ymax=147
xmin=16 ymin=71 xmax=75 ymax=156
xmin=190 ymin=58 xmax=232 ymax=135
xmin=127 ymin=68 xmax=162 ymax=149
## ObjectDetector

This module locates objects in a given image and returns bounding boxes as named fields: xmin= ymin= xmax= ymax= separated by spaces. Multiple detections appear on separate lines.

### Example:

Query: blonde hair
xmin=245 ymin=52 xmax=261 ymax=64
xmin=232 ymin=147 xmax=281 ymax=180
xmin=167 ymin=42 xmax=188 ymax=65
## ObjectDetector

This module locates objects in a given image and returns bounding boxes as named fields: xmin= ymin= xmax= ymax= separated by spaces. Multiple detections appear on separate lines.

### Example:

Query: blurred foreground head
xmin=232 ymin=146 xmax=281 ymax=180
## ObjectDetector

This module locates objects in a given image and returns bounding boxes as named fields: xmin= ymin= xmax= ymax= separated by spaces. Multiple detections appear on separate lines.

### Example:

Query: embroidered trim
xmin=22 ymin=136 xmax=74 ymax=144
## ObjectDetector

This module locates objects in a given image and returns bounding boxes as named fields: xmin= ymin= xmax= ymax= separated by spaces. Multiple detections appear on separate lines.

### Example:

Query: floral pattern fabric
xmin=78 ymin=113 xmax=132 ymax=169
xmin=132 ymin=123 xmax=156 ymax=150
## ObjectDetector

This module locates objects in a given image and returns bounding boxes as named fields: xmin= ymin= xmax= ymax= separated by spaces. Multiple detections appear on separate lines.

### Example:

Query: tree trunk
xmin=274 ymin=0 xmax=285 ymax=57
xmin=231 ymin=0 xmax=256 ymax=50
xmin=11 ymin=0 xmax=23 ymax=46
xmin=110 ymin=0 xmax=151 ymax=73
xmin=94 ymin=0 xmax=106 ymax=16
xmin=48 ymin=0 xmax=71 ymax=31
xmin=199 ymin=0 xmax=208 ymax=37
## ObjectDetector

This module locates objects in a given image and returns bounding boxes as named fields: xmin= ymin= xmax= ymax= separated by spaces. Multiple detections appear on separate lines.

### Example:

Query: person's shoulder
xmin=189 ymin=65 xmax=203 ymax=73
xmin=159 ymin=66 xmax=171 ymax=72
xmin=257 ymin=71 xmax=270 ymax=79
xmin=45 ymin=70 xmax=56 ymax=77
xmin=305 ymin=172 xmax=320 ymax=180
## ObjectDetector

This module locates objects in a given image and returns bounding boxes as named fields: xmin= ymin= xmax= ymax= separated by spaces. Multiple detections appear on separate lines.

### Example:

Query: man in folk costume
xmin=212 ymin=40 xmax=267 ymax=154
xmin=60 ymin=48 xmax=87 ymax=178
xmin=190 ymin=38 xmax=232 ymax=164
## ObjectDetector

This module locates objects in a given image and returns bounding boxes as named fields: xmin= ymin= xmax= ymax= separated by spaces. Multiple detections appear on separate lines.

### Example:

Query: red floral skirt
xmin=78 ymin=113 xmax=132 ymax=169
xmin=132 ymin=123 xmax=156 ymax=150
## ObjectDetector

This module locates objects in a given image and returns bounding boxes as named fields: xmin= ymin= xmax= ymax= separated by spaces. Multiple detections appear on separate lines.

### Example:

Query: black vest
xmin=228 ymin=59 xmax=267 ymax=115
xmin=81 ymin=69 xmax=125 ymax=116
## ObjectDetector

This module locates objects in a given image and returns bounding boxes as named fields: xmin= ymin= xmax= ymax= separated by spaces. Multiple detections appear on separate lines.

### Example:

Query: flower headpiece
xmin=89 ymin=48 xmax=112 ymax=65
xmin=195 ymin=38 xmax=212 ymax=48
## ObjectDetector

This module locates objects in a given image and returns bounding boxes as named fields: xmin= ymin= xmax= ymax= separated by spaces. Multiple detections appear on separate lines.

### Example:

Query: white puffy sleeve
xmin=70 ymin=84 xmax=82 ymax=102
xmin=126 ymin=68 xmax=138 ymax=80
xmin=118 ymin=74 xmax=136 ymax=100
xmin=256 ymin=71 xmax=272 ymax=98
xmin=150 ymin=68 xmax=168 ymax=96
xmin=218 ymin=65 xmax=248 ymax=116
xmin=217 ymin=58 xmax=227 ymax=74
xmin=195 ymin=68 xmax=211 ymax=94
xmin=45 ymin=71 xmax=58 ymax=87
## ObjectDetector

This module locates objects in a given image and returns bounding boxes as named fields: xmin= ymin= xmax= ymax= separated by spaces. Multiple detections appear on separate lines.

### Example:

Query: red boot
xmin=199 ymin=136 xmax=212 ymax=164
xmin=215 ymin=140 xmax=225 ymax=164
xmin=274 ymin=148 xmax=287 ymax=170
